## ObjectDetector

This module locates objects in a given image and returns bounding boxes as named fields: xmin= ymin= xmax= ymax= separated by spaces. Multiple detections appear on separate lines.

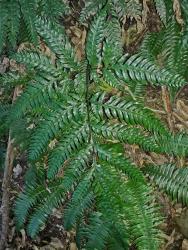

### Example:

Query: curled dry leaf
xmin=182 ymin=239 xmax=188 ymax=250
xmin=173 ymin=0 xmax=184 ymax=26
xmin=70 ymin=242 xmax=78 ymax=250
xmin=176 ymin=100 xmax=188 ymax=121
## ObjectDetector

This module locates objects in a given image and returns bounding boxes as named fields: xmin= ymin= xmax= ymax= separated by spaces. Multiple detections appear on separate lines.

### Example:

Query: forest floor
xmin=1 ymin=2 xmax=188 ymax=249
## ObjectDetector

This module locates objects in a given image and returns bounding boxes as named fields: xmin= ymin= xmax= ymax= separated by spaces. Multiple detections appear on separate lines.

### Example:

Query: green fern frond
xmin=124 ymin=181 xmax=162 ymax=250
xmin=8 ymin=78 xmax=56 ymax=121
xmin=0 ymin=0 xmax=69 ymax=53
xmin=103 ymin=11 xmax=122 ymax=66
xmin=94 ymin=161 xmax=161 ymax=250
xmin=0 ymin=1 xmax=8 ymax=53
xmin=79 ymin=0 xmax=105 ymax=22
xmin=29 ymin=103 xmax=85 ymax=161
xmin=83 ymin=212 xmax=110 ymax=250
xmin=48 ymin=123 xmax=89 ymax=178
xmin=93 ymin=122 xmax=161 ymax=153
xmin=35 ymin=17 xmax=79 ymax=70
xmin=112 ymin=0 xmax=142 ymax=20
xmin=91 ymin=92 xmax=168 ymax=134
xmin=12 ymin=51 xmax=58 ymax=75
xmin=144 ymin=164 xmax=188 ymax=205
xmin=27 ymin=185 xmax=64 ymax=237
xmin=18 ymin=147 xmax=94 ymax=237
xmin=153 ymin=0 xmax=167 ymax=25
xmin=7 ymin=0 xmax=21 ymax=48
xmin=114 ymin=54 xmax=186 ymax=87
xmin=15 ymin=182 xmax=49 ymax=229
xmin=86 ymin=9 xmax=106 ymax=67
xmin=64 ymin=173 xmax=95 ymax=230
xmin=38 ymin=0 xmax=70 ymax=20
xmin=20 ymin=0 xmax=38 ymax=45
xmin=159 ymin=132 xmax=188 ymax=157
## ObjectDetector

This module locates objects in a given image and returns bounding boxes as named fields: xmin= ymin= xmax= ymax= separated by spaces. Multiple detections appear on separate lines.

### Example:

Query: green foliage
xmin=80 ymin=0 xmax=142 ymax=22
xmin=144 ymin=164 xmax=188 ymax=206
xmin=0 ymin=0 xmax=69 ymax=53
xmin=2 ymin=2 xmax=188 ymax=250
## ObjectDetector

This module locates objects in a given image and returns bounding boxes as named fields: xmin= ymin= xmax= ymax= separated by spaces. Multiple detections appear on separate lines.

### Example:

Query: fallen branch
xmin=0 ymin=134 xmax=14 ymax=250
xmin=0 ymin=87 xmax=19 ymax=250
xmin=161 ymin=86 xmax=175 ymax=132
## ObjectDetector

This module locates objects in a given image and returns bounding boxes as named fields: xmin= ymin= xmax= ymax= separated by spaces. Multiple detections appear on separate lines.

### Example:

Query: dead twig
xmin=0 ymin=87 xmax=19 ymax=250
xmin=161 ymin=86 xmax=175 ymax=132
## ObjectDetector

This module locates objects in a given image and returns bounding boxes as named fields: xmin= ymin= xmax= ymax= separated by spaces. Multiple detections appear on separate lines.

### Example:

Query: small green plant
xmin=0 ymin=0 xmax=69 ymax=53
xmin=1 ymin=1 xmax=188 ymax=249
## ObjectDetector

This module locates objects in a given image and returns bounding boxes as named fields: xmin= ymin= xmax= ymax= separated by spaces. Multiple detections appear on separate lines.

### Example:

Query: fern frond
xmin=144 ymin=164 xmax=188 ymax=205
xmin=153 ymin=0 xmax=167 ymax=25
xmin=91 ymin=92 xmax=168 ymax=134
xmin=7 ymin=8 xmax=187 ymax=249
xmin=8 ymin=77 xmax=56 ymax=121
xmin=79 ymin=0 xmax=105 ymax=22
xmin=102 ymin=12 xmax=122 ymax=66
xmin=114 ymin=54 xmax=186 ymax=87
xmin=83 ymin=212 xmax=110 ymax=250
xmin=7 ymin=0 xmax=20 ymax=48
xmin=15 ymin=182 xmax=49 ymax=229
xmin=93 ymin=122 xmax=161 ymax=153
xmin=86 ymin=9 xmax=106 ymax=67
xmin=38 ymin=0 xmax=70 ymax=20
xmin=35 ymin=17 xmax=79 ymax=70
xmin=0 ymin=1 xmax=8 ymax=52
xmin=159 ymin=132 xmax=188 ymax=157
xmin=20 ymin=0 xmax=38 ymax=45
xmin=111 ymin=0 xmax=142 ymax=20
xmin=48 ymin=123 xmax=89 ymax=178
xmin=27 ymin=185 xmax=64 ymax=237
xmin=64 ymin=174 xmax=95 ymax=230
xmin=124 ymin=181 xmax=162 ymax=250
xmin=94 ymin=161 xmax=161 ymax=250
xmin=29 ymin=103 xmax=85 ymax=161
xmin=12 ymin=51 xmax=58 ymax=75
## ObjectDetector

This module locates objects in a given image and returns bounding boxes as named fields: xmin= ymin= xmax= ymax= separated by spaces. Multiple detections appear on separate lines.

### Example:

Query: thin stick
xmin=0 ymin=134 xmax=14 ymax=250
xmin=161 ymin=86 xmax=175 ymax=132
xmin=0 ymin=87 xmax=19 ymax=250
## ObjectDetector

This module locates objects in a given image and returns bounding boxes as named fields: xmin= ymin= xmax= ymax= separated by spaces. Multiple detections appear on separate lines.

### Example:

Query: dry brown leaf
xmin=176 ymin=209 xmax=188 ymax=238
xmin=176 ymin=100 xmax=188 ymax=120
xmin=142 ymin=0 xmax=150 ymax=26
xmin=182 ymin=239 xmax=188 ymax=250
xmin=20 ymin=229 xmax=26 ymax=247
xmin=50 ymin=237 xmax=64 ymax=249
xmin=70 ymin=243 xmax=77 ymax=250
xmin=173 ymin=0 xmax=184 ymax=26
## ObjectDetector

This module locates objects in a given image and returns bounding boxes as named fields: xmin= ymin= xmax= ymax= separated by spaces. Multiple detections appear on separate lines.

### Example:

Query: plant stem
xmin=0 ymin=133 xmax=14 ymax=250
xmin=0 ymin=87 xmax=18 ymax=249
xmin=161 ymin=86 xmax=175 ymax=132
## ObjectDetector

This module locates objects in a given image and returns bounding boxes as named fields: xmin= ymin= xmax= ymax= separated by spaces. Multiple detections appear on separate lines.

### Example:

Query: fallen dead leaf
xmin=173 ymin=0 xmax=184 ymax=26
xmin=182 ymin=239 xmax=188 ymax=250
xmin=176 ymin=100 xmax=188 ymax=121
xmin=50 ymin=237 xmax=64 ymax=249
xmin=70 ymin=242 xmax=77 ymax=250
xmin=13 ymin=164 xmax=22 ymax=178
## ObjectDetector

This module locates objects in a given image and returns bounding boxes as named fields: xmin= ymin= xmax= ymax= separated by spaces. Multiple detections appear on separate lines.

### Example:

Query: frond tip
xmin=144 ymin=164 xmax=188 ymax=206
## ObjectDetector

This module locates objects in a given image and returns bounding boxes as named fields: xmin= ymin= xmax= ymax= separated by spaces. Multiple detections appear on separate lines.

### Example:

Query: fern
xmin=153 ymin=0 xmax=167 ymax=25
xmin=0 ymin=0 xmax=69 ymax=53
xmin=80 ymin=0 xmax=142 ymax=22
xmin=144 ymin=164 xmax=188 ymax=206
xmin=2 ymin=4 xmax=188 ymax=250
